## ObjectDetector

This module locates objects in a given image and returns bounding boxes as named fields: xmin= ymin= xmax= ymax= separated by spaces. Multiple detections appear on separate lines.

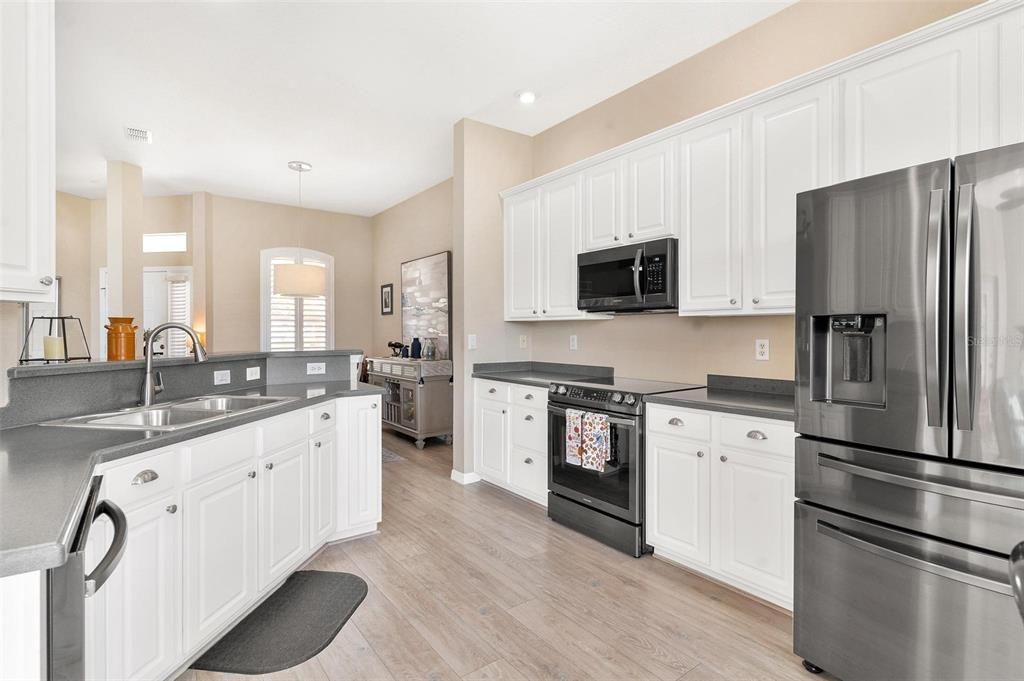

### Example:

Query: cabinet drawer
xmin=186 ymin=427 xmax=259 ymax=483
xmin=102 ymin=448 xmax=183 ymax=508
xmin=509 ymin=405 xmax=546 ymax=453
xmin=646 ymin=405 xmax=711 ymax=442
xmin=720 ymin=415 xmax=794 ymax=458
xmin=511 ymin=384 xmax=547 ymax=408
xmin=262 ymin=410 xmax=308 ymax=453
xmin=308 ymin=402 xmax=337 ymax=435
xmin=475 ymin=380 xmax=510 ymax=403
xmin=508 ymin=447 xmax=547 ymax=501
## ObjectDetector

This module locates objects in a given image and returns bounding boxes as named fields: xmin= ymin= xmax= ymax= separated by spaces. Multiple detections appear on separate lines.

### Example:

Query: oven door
xmin=548 ymin=404 xmax=641 ymax=523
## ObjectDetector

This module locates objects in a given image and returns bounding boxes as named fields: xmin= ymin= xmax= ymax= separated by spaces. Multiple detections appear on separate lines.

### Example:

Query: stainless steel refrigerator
xmin=794 ymin=141 xmax=1024 ymax=681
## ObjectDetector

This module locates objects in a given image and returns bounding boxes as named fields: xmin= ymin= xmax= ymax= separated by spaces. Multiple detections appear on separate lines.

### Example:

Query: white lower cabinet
xmin=183 ymin=462 xmax=259 ymax=654
xmin=646 ymin=405 xmax=795 ymax=609
xmin=85 ymin=395 xmax=383 ymax=679
xmin=473 ymin=379 xmax=548 ymax=505
xmin=258 ymin=442 xmax=308 ymax=591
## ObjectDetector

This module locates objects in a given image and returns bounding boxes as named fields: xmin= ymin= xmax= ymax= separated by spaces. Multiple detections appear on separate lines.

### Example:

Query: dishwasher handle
xmin=84 ymin=500 xmax=127 ymax=597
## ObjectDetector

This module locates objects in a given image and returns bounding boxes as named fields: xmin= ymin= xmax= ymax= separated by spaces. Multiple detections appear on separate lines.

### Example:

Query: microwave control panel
xmin=646 ymin=255 xmax=666 ymax=294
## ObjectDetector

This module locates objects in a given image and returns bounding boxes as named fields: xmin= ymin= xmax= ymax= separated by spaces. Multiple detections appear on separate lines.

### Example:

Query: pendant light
xmin=273 ymin=161 xmax=326 ymax=297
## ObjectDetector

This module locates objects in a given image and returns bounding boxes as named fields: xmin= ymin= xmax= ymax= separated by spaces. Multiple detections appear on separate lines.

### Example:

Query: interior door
xmin=951 ymin=142 xmax=1024 ymax=469
xmin=795 ymin=160 xmax=952 ymax=458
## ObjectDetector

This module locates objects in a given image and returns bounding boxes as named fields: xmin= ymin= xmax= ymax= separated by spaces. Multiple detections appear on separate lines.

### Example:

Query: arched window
xmin=259 ymin=247 xmax=334 ymax=351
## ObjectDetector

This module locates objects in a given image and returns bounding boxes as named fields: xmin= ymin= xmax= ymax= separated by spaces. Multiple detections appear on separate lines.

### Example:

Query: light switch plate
xmin=569 ymin=335 xmax=578 ymax=351
xmin=213 ymin=370 xmax=231 ymax=385
xmin=246 ymin=366 xmax=260 ymax=381
xmin=755 ymin=338 xmax=770 ymax=361
xmin=467 ymin=334 xmax=477 ymax=351
xmin=306 ymin=362 xmax=326 ymax=375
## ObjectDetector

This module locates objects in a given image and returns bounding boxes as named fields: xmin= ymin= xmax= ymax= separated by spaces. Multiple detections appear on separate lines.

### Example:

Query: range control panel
xmin=549 ymin=384 xmax=638 ymax=409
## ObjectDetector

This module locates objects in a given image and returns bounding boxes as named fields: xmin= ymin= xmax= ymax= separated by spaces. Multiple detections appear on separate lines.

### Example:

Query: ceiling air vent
xmin=124 ymin=126 xmax=153 ymax=144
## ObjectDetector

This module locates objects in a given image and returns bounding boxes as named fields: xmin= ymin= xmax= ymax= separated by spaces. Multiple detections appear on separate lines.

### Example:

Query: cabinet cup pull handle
xmin=697 ymin=451 xmax=705 ymax=458
xmin=746 ymin=430 xmax=767 ymax=441
xmin=265 ymin=462 xmax=274 ymax=470
xmin=668 ymin=417 xmax=684 ymax=427
xmin=165 ymin=504 xmax=178 ymax=514
xmin=320 ymin=412 xmax=331 ymax=420
xmin=720 ymin=455 xmax=728 ymax=462
xmin=131 ymin=469 xmax=159 ymax=486
xmin=248 ymin=470 xmax=256 ymax=479
xmin=524 ymin=393 xmax=534 ymax=400
xmin=524 ymin=457 xmax=534 ymax=465
xmin=40 ymin=275 xmax=54 ymax=286
xmin=488 ymin=388 xmax=497 ymax=394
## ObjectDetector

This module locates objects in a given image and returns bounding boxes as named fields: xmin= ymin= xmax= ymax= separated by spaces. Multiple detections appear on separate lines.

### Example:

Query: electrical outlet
xmin=569 ymin=335 xmax=578 ymax=351
xmin=755 ymin=338 xmax=770 ymax=361
xmin=213 ymin=370 xmax=231 ymax=385
xmin=246 ymin=366 xmax=260 ymax=381
xmin=306 ymin=362 xmax=326 ymax=375
xmin=467 ymin=334 xmax=478 ymax=351
xmin=519 ymin=334 xmax=528 ymax=350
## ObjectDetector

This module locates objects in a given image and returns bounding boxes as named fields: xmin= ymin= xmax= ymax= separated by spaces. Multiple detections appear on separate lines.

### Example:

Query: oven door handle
xmin=548 ymin=404 xmax=637 ymax=428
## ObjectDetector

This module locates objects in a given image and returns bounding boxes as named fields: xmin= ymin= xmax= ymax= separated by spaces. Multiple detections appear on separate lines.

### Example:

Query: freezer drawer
xmin=795 ymin=503 xmax=1022 ymax=681
xmin=796 ymin=437 xmax=1024 ymax=555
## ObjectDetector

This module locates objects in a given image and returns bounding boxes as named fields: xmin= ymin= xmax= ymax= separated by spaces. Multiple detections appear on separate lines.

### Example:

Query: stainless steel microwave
xmin=577 ymin=237 xmax=677 ymax=313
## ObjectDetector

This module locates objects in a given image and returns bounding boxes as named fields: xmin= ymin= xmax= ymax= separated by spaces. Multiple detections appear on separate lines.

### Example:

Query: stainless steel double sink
xmin=43 ymin=394 xmax=298 ymax=432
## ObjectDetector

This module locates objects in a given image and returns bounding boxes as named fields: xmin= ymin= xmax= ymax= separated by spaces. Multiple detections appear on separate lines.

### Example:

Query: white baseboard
xmin=450 ymin=469 xmax=481 ymax=485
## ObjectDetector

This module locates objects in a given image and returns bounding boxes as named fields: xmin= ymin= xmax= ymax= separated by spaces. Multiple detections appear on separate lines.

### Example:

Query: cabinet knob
xmin=613 ymin=236 xmax=620 ymax=241
xmin=165 ymin=504 xmax=178 ymax=514
xmin=524 ymin=414 xmax=534 ymax=422
xmin=667 ymin=417 xmax=684 ymax=427
xmin=488 ymin=388 xmax=497 ymax=394
xmin=265 ymin=462 xmax=274 ymax=470
xmin=541 ymin=309 xmax=546 ymax=314
xmin=39 ymin=275 xmax=54 ymax=286
xmin=314 ymin=441 xmax=322 ymax=448
xmin=697 ymin=451 xmax=704 ymax=458
xmin=746 ymin=430 xmax=768 ymax=441
xmin=371 ymin=403 xmax=377 ymax=409
xmin=532 ymin=309 xmax=537 ymax=314
xmin=248 ymin=470 xmax=256 ymax=479
xmin=524 ymin=457 xmax=534 ymax=465
xmin=752 ymin=298 xmax=760 ymax=304
xmin=501 ymin=409 xmax=507 ymax=415
xmin=720 ymin=455 xmax=728 ymax=463
xmin=320 ymin=412 xmax=331 ymax=420
xmin=628 ymin=233 xmax=634 ymax=238
xmin=729 ymin=298 xmax=737 ymax=305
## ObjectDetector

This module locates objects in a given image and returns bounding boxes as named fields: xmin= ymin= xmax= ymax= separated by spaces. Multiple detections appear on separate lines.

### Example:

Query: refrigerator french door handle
xmin=632 ymin=247 xmax=643 ymax=301
xmin=925 ymin=188 xmax=945 ymax=427
xmin=817 ymin=521 xmax=1012 ymax=596
xmin=84 ymin=500 xmax=127 ymax=597
xmin=954 ymin=183 xmax=975 ymax=431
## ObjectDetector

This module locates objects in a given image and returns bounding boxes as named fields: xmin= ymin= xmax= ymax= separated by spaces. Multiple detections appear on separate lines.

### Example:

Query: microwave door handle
xmin=925 ymin=188 xmax=945 ymax=427
xmin=632 ymin=248 xmax=643 ymax=300
xmin=953 ymin=183 xmax=974 ymax=431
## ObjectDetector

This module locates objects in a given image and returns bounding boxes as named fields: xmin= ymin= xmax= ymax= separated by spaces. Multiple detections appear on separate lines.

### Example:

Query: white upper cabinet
xmin=539 ymin=174 xmax=583 ymax=318
xmin=993 ymin=7 xmax=1024 ymax=146
xmin=504 ymin=190 xmax=540 ymax=319
xmin=625 ymin=138 xmax=677 ymax=243
xmin=747 ymin=82 xmax=835 ymax=312
xmin=841 ymin=27 xmax=980 ymax=179
xmin=581 ymin=158 xmax=624 ymax=251
xmin=0 ymin=0 xmax=55 ymax=303
xmin=677 ymin=116 xmax=744 ymax=314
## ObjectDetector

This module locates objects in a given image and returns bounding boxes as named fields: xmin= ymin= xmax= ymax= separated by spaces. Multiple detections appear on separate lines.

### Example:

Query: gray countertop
xmin=471 ymin=369 xmax=610 ymax=388
xmin=0 ymin=379 xmax=383 ymax=578
xmin=471 ymin=360 xmax=614 ymax=389
xmin=645 ymin=386 xmax=795 ymax=421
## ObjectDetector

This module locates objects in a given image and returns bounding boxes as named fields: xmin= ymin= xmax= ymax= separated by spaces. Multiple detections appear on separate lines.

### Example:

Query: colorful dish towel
xmin=565 ymin=408 xmax=584 ymax=466
xmin=581 ymin=411 xmax=611 ymax=472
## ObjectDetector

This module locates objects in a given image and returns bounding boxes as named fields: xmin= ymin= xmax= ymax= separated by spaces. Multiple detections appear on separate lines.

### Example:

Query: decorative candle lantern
xmin=18 ymin=316 xmax=91 ymax=364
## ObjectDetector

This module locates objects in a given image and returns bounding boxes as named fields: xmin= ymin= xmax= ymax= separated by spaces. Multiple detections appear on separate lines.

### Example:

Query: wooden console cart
xmin=368 ymin=358 xmax=453 ymax=449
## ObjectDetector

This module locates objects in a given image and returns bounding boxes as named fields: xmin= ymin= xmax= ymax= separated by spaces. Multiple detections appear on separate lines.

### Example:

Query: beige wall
xmin=519 ymin=0 xmax=979 ymax=386
xmin=452 ymin=119 xmax=534 ymax=472
xmin=207 ymin=194 xmax=374 ymax=353
xmin=369 ymin=179 xmax=453 ymax=357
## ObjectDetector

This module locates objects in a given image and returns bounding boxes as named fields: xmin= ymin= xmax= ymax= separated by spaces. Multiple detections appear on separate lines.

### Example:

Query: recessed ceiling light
xmin=517 ymin=91 xmax=537 ymax=105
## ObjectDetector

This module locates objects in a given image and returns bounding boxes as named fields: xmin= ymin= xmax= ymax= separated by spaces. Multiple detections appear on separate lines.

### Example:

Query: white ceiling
xmin=56 ymin=1 xmax=794 ymax=217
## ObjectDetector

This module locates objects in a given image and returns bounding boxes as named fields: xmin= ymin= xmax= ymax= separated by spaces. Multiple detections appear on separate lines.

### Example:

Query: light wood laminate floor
xmin=178 ymin=431 xmax=819 ymax=681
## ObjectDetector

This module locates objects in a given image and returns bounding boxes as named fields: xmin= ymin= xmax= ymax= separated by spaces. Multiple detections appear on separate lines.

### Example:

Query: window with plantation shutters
xmin=260 ymin=248 xmax=334 ymax=351
xmin=165 ymin=276 xmax=192 ymax=356
xmin=142 ymin=267 xmax=194 ymax=357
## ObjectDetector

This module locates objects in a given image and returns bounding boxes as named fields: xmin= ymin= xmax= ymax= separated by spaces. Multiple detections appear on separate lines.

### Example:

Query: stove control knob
xmin=611 ymin=392 xmax=623 ymax=403
xmin=557 ymin=385 xmax=568 ymax=395
xmin=624 ymin=394 xmax=637 ymax=405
